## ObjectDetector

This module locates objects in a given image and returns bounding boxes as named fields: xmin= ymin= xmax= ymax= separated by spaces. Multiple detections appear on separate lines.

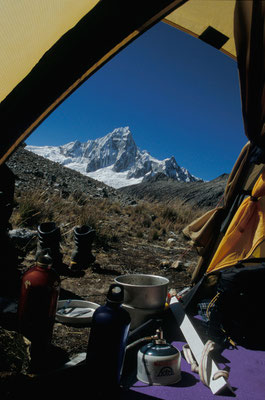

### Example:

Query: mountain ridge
xmin=6 ymin=146 xmax=227 ymax=209
xmin=26 ymin=127 xmax=201 ymax=189
xmin=118 ymin=172 xmax=228 ymax=208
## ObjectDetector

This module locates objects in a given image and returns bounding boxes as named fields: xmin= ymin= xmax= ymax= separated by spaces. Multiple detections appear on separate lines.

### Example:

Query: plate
xmin=56 ymin=299 xmax=100 ymax=325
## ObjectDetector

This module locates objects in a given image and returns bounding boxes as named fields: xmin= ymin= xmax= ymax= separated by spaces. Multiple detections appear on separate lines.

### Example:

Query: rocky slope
xmin=7 ymin=146 xmax=227 ymax=209
xmin=119 ymin=172 xmax=228 ymax=208
xmin=6 ymin=146 xmax=135 ymax=205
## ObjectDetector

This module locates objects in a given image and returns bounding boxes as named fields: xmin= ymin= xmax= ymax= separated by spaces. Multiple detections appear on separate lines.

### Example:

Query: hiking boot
xmin=70 ymin=225 xmax=95 ymax=270
xmin=36 ymin=222 xmax=63 ymax=271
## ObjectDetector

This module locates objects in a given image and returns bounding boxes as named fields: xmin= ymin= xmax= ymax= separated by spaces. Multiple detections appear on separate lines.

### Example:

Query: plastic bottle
xmin=86 ymin=284 xmax=131 ymax=396
xmin=18 ymin=250 xmax=60 ymax=370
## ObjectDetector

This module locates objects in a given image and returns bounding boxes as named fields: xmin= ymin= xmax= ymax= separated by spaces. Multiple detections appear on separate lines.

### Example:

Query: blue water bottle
xmin=86 ymin=284 xmax=131 ymax=396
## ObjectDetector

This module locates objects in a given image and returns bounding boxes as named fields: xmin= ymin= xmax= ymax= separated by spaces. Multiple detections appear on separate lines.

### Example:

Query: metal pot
xmin=114 ymin=274 xmax=169 ymax=310
xmin=122 ymin=303 xmax=165 ymax=330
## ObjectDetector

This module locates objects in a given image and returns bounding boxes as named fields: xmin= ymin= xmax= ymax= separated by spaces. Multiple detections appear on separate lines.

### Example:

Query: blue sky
xmin=26 ymin=21 xmax=247 ymax=181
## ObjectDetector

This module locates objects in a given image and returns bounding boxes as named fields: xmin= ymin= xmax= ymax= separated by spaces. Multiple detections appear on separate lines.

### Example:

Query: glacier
xmin=26 ymin=127 xmax=201 ymax=189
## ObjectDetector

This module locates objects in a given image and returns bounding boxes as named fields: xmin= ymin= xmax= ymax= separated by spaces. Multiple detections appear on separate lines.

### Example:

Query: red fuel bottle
xmin=18 ymin=250 xmax=60 ymax=370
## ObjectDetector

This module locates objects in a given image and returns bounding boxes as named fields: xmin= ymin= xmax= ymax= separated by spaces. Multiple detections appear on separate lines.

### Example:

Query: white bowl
xmin=56 ymin=299 xmax=100 ymax=325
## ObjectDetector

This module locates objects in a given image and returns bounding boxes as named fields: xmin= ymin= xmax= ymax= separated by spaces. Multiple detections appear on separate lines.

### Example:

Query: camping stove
xmin=136 ymin=328 xmax=181 ymax=385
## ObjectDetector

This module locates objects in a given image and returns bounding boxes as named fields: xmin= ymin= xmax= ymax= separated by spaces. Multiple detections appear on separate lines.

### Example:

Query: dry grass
xmin=11 ymin=190 xmax=206 ymax=251
xmin=124 ymin=199 xmax=204 ymax=239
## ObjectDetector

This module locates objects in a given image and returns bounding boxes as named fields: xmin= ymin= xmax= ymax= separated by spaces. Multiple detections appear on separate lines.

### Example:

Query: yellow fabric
xmin=164 ymin=0 xmax=236 ymax=59
xmin=251 ymin=239 xmax=265 ymax=258
xmin=182 ymin=207 xmax=224 ymax=255
xmin=183 ymin=208 xmax=219 ymax=246
xmin=0 ymin=0 xmax=238 ymax=104
xmin=207 ymin=171 xmax=265 ymax=274
xmin=0 ymin=0 xmax=100 ymax=102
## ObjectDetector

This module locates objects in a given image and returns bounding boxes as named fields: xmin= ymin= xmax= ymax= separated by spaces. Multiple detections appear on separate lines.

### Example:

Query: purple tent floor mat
xmin=124 ymin=341 xmax=265 ymax=400
xmin=120 ymin=314 xmax=265 ymax=400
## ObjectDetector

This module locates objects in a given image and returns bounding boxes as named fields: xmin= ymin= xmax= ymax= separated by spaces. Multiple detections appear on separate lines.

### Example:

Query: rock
xmin=6 ymin=147 xmax=135 ymax=206
xmin=0 ymin=328 xmax=31 ymax=374
xmin=9 ymin=228 xmax=37 ymax=251
xmin=167 ymin=238 xmax=176 ymax=246
xmin=9 ymin=228 xmax=37 ymax=242
xmin=171 ymin=260 xmax=183 ymax=270
xmin=169 ymin=231 xmax=178 ymax=238
xmin=159 ymin=259 xmax=171 ymax=269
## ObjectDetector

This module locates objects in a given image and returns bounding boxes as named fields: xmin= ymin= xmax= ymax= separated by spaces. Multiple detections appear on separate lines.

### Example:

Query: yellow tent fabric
xmin=164 ymin=0 xmax=236 ymax=59
xmin=182 ymin=207 xmax=224 ymax=256
xmin=0 ymin=0 xmax=236 ymax=105
xmin=183 ymin=141 xmax=255 ymax=283
xmin=0 ymin=0 xmax=185 ymax=166
xmin=206 ymin=171 xmax=265 ymax=274
xmin=183 ymin=0 xmax=265 ymax=282
xmin=0 ymin=0 xmax=264 ymax=168
xmin=0 ymin=0 xmax=100 ymax=104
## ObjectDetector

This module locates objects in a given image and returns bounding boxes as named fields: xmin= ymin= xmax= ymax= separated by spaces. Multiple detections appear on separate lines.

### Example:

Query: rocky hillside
xmin=119 ymin=172 xmax=228 ymax=208
xmin=7 ymin=146 xmax=228 ymax=209
xmin=6 ymin=146 xmax=135 ymax=206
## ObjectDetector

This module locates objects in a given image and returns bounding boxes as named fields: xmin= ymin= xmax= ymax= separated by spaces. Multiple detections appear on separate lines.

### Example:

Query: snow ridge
xmin=26 ymin=127 xmax=201 ymax=188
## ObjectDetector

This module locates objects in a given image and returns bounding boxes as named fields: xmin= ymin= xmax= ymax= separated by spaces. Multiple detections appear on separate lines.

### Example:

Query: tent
xmin=0 ymin=0 xmax=264 ymax=282
xmin=1 ymin=2 xmax=265 ymax=397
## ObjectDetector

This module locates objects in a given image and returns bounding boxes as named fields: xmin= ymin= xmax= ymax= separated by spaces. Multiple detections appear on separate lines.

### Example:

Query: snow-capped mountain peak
xmin=26 ymin=127 xmax=201 ymax=188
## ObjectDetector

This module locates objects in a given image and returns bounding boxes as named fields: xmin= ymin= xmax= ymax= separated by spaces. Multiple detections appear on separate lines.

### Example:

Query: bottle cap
xmin=107 ymin=284 xmax=124 ymax=303
xmin=36 ymin=249 xmax=53 ymax=267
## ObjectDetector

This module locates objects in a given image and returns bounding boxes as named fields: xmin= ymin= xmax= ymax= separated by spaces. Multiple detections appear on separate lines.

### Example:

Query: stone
xmin=0 ymin=328 xmax=31 ymax=374
xmin=167 ymin=238 xmax=176 ymax=246
xmin=171 ymin=260 xmax=183 ymax=270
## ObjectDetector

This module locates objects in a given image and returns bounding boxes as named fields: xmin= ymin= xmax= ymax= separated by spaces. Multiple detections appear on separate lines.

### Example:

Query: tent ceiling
xmin=0 ymin=0 xmax=236 ymax=107
xmin=0 ymin=0 xmax=263 ymax=166
xmin=0 ymin=0 xmax=100 ymax=104
xmin=0 ymin=0 xmax=185 ymax=165
xmin=163 ymin=0 xmax=236 ymax=59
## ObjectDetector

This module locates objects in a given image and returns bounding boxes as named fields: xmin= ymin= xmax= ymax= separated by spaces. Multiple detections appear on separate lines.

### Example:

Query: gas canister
xmin=137 ymin=328 xmax=181 ymax=385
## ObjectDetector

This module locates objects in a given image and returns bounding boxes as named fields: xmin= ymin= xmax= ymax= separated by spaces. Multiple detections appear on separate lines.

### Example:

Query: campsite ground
xmin=52 ymin=233 xmax=198 ymax=359
xmin=1 ymin=146 xmax=221 ymax=380
xmin=2 ymin=222 xmax=199 ymax=396
xmin=12 ymin=204 xmax=199 ymax=361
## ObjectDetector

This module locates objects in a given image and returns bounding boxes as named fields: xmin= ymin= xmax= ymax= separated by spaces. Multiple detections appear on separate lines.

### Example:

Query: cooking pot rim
xmin=114 ymin=273 xmax=169 ymax=287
